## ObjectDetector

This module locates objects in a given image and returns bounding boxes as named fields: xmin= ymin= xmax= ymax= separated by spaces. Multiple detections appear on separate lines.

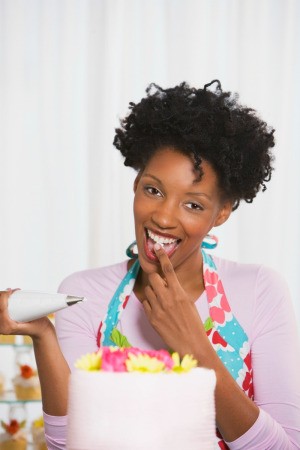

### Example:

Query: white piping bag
xmin=7 ymin=290 xmax=86 ymax=322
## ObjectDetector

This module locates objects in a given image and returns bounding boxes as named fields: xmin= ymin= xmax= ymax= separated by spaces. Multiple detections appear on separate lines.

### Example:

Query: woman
xmin=1 ymin=81 xmax=300 ymax=449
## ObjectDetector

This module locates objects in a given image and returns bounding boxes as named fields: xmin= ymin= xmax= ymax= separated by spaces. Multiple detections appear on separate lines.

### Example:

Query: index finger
xmin=154 ymin=243 xmax=180 ymax=286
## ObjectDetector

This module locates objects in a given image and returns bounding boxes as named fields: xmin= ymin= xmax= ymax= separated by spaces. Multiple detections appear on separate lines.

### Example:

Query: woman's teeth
xmin=147 ymin=229 xmax=178 ymax=245
xmin=144 ymin=228 xmax=180 ymax=261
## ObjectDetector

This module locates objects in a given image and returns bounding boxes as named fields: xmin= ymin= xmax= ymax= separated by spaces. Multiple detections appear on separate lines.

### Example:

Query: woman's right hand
xmin=0 ymin=289 xmax=52 ymax=339
xmin=1 ymin=288 xmax=71 ymax=417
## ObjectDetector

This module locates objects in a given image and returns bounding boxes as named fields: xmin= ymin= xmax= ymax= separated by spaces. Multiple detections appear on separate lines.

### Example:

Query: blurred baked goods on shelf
xmin=21 ymin=336 xmax=32 ymax=345
xmin=12 ymin=365 xmax=41 ymax=401
xmin=31 ymin=417 xmax=47 ymax=450
xmin=0 ymin=336 xmax=15 ymax=345
xmin=0 ymin=419 xmax=27 ymax=450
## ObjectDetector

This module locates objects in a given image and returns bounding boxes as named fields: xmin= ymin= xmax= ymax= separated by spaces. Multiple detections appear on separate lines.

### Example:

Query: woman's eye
xmin=186 ymin=202 xmax=203 ymax=211
xmin=144 ymin=186 xmax=162 ymax=197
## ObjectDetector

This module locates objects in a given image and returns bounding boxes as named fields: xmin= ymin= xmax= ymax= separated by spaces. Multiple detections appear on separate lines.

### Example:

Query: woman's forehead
xmin=144 ymin=147 xmax=211 ymax=177
xmin=141 ymin=147 xmax=219 ymax=190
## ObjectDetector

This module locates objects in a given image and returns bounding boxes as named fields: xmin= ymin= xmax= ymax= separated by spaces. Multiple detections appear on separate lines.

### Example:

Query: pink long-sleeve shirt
xmin=44 ymin=256 xmax=300 ymax=449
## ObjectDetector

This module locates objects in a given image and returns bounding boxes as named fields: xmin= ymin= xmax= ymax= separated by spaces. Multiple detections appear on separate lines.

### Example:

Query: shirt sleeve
xmin=226 ymin=266 xmax=300 ymax=449
xmin=43 ymin=412 xmax=68 ymax=450
xmin=225 ymin=409 xmax=299 ymax=449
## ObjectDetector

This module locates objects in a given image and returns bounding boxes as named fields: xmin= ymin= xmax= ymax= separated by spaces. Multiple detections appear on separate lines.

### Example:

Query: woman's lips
xmin=143 ymin=228 xmax=180 ymax=262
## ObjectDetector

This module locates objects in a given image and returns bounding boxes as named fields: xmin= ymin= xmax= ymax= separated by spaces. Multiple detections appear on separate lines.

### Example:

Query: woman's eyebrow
xmin=142 ymin=173 xmax=163 ymax=184
xmin=185 ymin=191 xmax=212 ymax=200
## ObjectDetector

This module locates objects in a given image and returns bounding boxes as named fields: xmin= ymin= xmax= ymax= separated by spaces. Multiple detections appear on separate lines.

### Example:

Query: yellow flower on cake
xmin=126 ymin=353 xmax=166 ymax=373
xmin=75 ymin=352 xmax=101 ymax=371
xmin=172 ymin=352 xmax=198 ymax=373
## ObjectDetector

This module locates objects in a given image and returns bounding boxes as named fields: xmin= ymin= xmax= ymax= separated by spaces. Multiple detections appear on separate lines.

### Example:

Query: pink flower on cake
xmin=101 ymin=347 xmax=128 ymax=372
xmin=147 ymin=349 xmax=174 ymax=370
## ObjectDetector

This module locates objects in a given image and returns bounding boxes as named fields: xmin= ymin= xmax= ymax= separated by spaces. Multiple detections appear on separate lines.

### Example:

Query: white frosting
xmin=67 ymin=368 xmax=216 ymax=450
xmin=0 ymin=432 xmax=10 ymax=443
xmin=0 ymin=429 xmax=27 ymax=442
xmin=13 ymin=374 xmax=40 ymax=388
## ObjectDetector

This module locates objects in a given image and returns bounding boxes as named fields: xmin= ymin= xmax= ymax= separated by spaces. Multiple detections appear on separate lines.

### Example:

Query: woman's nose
xmin=151 ymin=200 xmax=178 ymax=229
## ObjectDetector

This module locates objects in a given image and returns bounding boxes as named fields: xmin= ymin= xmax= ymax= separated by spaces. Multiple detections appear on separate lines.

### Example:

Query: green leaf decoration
xmin=110 ymin=328 xmax=132 ymax=348
xmin=204 ymin=317 xmax=214 ymax=332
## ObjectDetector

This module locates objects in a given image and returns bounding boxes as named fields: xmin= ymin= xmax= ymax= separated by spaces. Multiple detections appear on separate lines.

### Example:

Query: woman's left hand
xmin=142 ymin=243 xmax=207 ymax=356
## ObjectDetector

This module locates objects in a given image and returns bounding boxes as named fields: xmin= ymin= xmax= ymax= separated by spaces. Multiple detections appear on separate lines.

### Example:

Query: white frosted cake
xmin=67 ymin=367 xmax=216 ymax=450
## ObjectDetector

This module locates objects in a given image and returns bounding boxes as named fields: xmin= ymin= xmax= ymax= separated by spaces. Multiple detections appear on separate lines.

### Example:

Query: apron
xmin=96 ymin=239 xmax=253 ymax=449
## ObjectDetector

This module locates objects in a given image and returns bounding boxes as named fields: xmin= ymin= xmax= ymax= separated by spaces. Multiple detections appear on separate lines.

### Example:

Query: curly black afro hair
xmin=113 ymin=80 xmax=275 ymax=210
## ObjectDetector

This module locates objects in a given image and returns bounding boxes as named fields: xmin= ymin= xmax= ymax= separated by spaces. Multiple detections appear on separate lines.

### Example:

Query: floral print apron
xmin=96 ymin=239 xmax=253 ymax=449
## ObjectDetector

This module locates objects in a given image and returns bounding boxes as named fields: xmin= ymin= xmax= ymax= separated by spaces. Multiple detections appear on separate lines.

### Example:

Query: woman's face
xmin=133 ymin=147 xmax=232 ymax=275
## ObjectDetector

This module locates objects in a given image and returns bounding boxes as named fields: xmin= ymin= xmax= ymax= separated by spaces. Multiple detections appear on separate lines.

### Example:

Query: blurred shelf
xmin=0 ymin=336 xmax=32 ymax=347
xmin=1 ymin=340 xmax=44 ymax=446
xmin=0 ymin=390 xmax=41 ymax=404
xmin=0 ymin=343 xmax=32 ymax=347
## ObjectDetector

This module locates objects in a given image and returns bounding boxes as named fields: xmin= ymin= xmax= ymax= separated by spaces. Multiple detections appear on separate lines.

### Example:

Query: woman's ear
xmin=214 ymin=201 xmax=233 ymax=227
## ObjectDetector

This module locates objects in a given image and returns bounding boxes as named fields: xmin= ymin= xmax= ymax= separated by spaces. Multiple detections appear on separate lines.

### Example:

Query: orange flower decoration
xmin=20 ymin=364 xmax=34 ymax=379
xmin=1 ymin=419 xmax=25 ymax=435
xmin=6 ymin=419 xmax=19 ymax=435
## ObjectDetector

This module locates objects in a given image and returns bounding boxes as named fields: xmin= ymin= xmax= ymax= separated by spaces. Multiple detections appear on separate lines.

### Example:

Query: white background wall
xmin=0 ymin=0 xmax=299 ymax=331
